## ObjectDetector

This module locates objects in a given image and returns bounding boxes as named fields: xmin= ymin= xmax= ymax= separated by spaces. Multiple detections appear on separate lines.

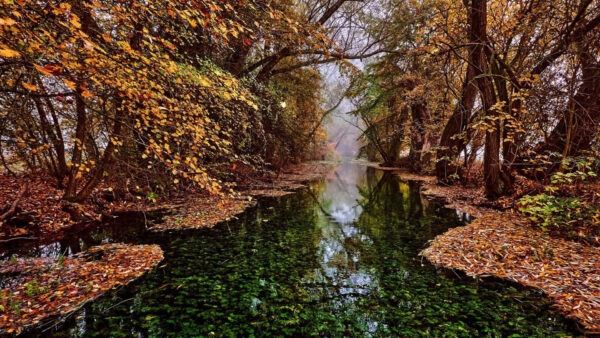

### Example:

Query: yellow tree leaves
xmin=1 ymin=0 xmax=332 ymax=202
xmin=0 ymin=0 xmax=266 ymax=195
xmin=0 ymin=47 xmax=19 ymax=58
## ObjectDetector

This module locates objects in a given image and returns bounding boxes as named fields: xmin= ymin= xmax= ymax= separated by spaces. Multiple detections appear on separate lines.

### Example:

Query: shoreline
xmin=5 ymin=163 xmax=597 ymax=334
xmin=0 ymin=162 xmax=338 ymax=335
xmin=0 ymin=243 xmax=164 ymax=335
xmin=381 ymin=169 xmax=600 ymax=332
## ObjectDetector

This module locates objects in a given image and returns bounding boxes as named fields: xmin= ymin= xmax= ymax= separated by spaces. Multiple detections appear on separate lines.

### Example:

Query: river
xmin=14 ymin=162 xmax=575 ymax=336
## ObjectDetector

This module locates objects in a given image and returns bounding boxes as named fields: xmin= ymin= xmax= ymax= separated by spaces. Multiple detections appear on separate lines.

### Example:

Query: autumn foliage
xmin=0 ymin=0 xmax=333 ymax=208
xmin=0 ymin=243 xmax=163 ymax=335
xmin=349 ymin=0 xmax=600 ymax=197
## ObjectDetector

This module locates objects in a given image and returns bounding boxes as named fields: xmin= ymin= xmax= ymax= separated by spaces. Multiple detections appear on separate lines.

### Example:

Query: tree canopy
xmin=1 ymin=0 xmax=599 ymax=201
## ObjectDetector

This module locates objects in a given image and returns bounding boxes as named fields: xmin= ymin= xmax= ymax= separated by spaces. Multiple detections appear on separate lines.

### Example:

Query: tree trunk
xmin=64 ymin=83 xmax=87 ymax=201
xmin=37 ymin=78 xmax=68 ymax=181
xmin=470 ymin=0 xmax=503 ymax=198
xmin=64 ymin=1 xmax=94 ymax=201
xmin=409 ymin=101 xmax=429 ymax=172
xmin=491 ymin=57 xmax=515 ymax=192
xmin=224 ymin=36 xmax=252 ymax=76
xmin=535 ymin=50 xmax=600 ymax=158
xmin=435 ymin=0 xmax=478 ymax=182
xmin=74 ymin=101 xmax=125 ymax=202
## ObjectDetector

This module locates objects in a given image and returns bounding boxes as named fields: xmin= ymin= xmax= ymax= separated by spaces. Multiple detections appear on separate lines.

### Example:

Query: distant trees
xmin=2 ymin=0 xmax=599 ymax=202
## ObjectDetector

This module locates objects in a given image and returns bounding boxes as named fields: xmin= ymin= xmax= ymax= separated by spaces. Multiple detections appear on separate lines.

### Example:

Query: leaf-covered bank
xmin=41 ymin=163 xmax=576 ymax=336
xmin=0 ymin=244 xmax=163 ymax=335
xmin=152 ymin=162 xmax=337 ymax=231
xmin=410 ymin=173 xmax=600 ymax=332
xmin=0 ymin=163 xmax=336 ymax=242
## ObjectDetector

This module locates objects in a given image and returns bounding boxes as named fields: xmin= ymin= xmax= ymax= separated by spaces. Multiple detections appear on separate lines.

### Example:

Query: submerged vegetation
xmin=46 ymin=166 xmax=575 ymax=336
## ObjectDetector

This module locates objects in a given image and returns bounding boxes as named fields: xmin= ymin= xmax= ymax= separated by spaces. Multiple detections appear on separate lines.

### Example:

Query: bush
xmin=518 ymin=156 xmax=600 ymax=233
xmin=518 ymin=194 xmax=594 ymax=232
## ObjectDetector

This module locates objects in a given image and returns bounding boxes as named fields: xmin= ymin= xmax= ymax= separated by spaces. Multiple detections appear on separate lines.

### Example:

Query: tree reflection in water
xmin=45 ymin=162 xmax=574 ymax=337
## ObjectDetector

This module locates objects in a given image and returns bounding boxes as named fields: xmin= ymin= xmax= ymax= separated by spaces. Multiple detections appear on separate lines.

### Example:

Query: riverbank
xmin=0 ymin=162 xmax=337 ymax=335
xmin=151 ymin=162 xmax=338 ymax=231
xmin=0 ymin=162 xmax=337 ymax=241
xmin=31 ymin=161 xmax=578 ymax=336
xmin=386 ymin=169 xmax=600 ymax=332
xmin=0 ymin=243 xmax=163 ymax=335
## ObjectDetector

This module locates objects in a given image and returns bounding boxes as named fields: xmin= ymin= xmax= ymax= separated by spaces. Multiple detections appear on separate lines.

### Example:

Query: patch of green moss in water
xmin=50 ymin=163 xmax=575 ymax=337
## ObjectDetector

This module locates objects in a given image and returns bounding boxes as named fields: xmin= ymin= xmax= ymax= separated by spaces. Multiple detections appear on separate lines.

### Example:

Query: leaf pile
xmin=152 ymin=194 xmax=256 ymax=231
xmin=422 ymin=201 xmax=600 ymax=331
xmin=0 ymin=174 xmax=157 ymax=241
xmin=394 ymin=171 xmax=438 ymax=184
xmin=154 ymin=162 xmax=337 ymax=231
xmin=0 ymin=174 xmax=81 ymax=239
xmin=0 ymin=243 xmax=163 ymax=335
xmin=384 ymin=170 xmax=600 ymax=331
xmin=246 ymin=189 xmax=295 ymax=198
xmin=420 ymin=183 xmax=493 ymax=218
xmin=374 ymin=166 xmax=438 ymax=184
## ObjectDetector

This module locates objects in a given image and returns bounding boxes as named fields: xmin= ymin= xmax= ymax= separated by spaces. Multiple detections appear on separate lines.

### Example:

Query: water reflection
xmin=306 ymin=162 xmax=380 ymax=332
xmin=38 ymin=162 xmax=574 ymax=337
xmin=0 ymin=213 xmax=151 ymax=260
xmin=321 ymin=162 xmax=366 ymax=224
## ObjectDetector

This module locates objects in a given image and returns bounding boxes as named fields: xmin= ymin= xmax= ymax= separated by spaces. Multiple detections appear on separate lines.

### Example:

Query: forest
xmin=0 ymin=0 xmax=599 ymax=335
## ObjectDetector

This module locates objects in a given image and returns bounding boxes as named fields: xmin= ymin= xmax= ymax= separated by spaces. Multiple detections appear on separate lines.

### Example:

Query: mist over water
xmin=324 ymin=111 xmax=363 ymax=159
xmin=319 ymin=63 xmax=364 ymax=160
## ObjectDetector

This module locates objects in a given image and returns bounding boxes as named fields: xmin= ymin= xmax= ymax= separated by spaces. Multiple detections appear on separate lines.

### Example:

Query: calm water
xmin=19 ymin=163 xmax=575 ymax=336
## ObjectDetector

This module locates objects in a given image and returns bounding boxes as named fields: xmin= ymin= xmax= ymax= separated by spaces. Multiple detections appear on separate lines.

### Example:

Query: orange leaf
xmin=64 ymin=80 xmax=77 ymax=90
xmin=22 ymin=82 xmax=38 ymax=91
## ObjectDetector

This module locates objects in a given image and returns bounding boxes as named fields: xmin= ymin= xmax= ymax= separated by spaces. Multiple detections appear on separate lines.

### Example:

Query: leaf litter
xmin=409 ymin=175 xmax=600 ymax=332
xmin=0 ymin=243 xmax=163 ymax=335
xmin=153 ymin=162 xmax=337 ymax=231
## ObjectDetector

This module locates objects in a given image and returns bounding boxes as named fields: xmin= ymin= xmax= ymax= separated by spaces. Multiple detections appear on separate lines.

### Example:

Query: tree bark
xmin=535 ymin=50 xmax=600 ymax=158
xmin=64 ymin=1 xmax=94 ymax=201
xmin=37 ymin=78 xmax=68 ymax=181
xmin=64 ymin=83 xmax=87 ymax=201
xmin=74 ymin=101 xmax=125 ymax=202
xmin=435 ymin=0 xmax=478 ymax=182
xmin=409 ymin=101 xmax=430 ymax=172
xmin=469 ymin=0 xmax=503 ymax=198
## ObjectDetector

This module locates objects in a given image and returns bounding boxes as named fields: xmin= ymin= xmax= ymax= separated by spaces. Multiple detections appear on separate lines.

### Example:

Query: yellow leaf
xmin=0 ymin=17 xmax=16 ymax=26
xmin=34 ymin=64 xmax=55 ymax=76
xmin=64 ymin=80 xmax=77 ymax=90
xmin=0 ymin=48 xmax=20 ymax=58
xmin=81 ymin=90 xmax=94 ymax=98
xmin=70 ymin=14 xmax=81 ymax=28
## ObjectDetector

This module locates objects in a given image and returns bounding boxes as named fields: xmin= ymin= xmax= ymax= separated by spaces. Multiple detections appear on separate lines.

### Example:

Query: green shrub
xmin=24 ymin=280 xmax=41 ymax=297
xmin=518 ymin=194 xmax=594 ymax=232
xmin=551 ymin=156 xmax=598 ymax=185
xmin=518 ymin=155 xmax=599 ymax=233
